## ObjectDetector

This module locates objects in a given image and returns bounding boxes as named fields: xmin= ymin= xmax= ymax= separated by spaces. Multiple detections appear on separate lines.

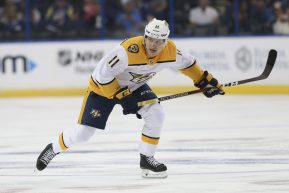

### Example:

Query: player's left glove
xmin=194 ymin=71 xmax=225 ymax=98
xmin=114 ymin=87 xmax=140 ymax=115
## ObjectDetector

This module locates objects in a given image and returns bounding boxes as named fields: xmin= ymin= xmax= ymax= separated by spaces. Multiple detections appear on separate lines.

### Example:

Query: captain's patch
xmin=128 ymin=44 xmax=139 ymax=53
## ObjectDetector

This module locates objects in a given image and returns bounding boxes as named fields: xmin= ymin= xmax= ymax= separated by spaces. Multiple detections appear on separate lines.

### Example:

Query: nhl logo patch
xmin=128 ymin=44 xmax=139 ymax=53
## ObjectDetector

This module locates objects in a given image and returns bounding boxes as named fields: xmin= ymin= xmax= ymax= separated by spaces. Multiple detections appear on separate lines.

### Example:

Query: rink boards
xmin=1 ymin=36 xmax=289 ymax=96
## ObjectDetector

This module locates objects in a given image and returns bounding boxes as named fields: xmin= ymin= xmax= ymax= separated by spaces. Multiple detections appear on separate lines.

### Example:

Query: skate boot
xmin=140 ymin=154 xmax=167 ymax=178
xmin=36 ymin=143 xmax=58 ymax=171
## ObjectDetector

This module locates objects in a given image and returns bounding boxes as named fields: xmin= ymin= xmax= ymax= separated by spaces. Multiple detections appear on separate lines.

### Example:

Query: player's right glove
xmin=194 ymin=71 xmax=225 ymax=98
xmin=114 ymin=87 xmax=139 ymax=115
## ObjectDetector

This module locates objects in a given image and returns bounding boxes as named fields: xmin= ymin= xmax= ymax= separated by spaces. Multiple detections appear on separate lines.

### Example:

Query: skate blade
xmin=141 ymin=169 xmax=167 ymax=179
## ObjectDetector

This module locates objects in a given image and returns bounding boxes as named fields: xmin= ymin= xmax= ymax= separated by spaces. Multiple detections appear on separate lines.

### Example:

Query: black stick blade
xmin=262 ymin=49 xmax=277 ymax=78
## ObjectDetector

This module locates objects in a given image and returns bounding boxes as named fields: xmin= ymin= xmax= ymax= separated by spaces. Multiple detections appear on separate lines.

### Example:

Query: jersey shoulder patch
xmin=128 ymin=44 xmax=139 ymax=53
xmin=121 ymin=36 xmax=147 ymax=65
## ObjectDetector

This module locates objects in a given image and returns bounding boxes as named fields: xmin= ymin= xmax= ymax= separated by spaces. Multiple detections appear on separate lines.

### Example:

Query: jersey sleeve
xmin=89 ymin=45 xmax=128 ymax=98
xmin=175 ymin=48 xmax=204 ymax=83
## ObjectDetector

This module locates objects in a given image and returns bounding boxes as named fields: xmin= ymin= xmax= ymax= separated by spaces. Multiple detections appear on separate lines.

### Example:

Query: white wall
xmin=1 ymin=36 xmax=289 ymax=91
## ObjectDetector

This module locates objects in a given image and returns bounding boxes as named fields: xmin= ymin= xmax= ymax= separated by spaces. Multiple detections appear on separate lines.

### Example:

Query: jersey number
xmin=107 ymin=55 xmax=119 ymax=68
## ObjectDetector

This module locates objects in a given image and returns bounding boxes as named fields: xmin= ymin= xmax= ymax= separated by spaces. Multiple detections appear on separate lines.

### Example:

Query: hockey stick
xmin=138 ymin=49 xmax=277 ymax=107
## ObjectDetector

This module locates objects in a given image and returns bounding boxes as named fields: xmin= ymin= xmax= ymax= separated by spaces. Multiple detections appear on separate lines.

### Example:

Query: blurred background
xmin=1 ymin=0 xmax=289 ymax=40
xmin=0 ymin=0 xmax=289 ymax=96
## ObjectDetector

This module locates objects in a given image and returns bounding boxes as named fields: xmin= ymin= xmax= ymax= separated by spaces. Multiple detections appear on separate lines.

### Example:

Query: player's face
xmin=144 ymin=37 xmax=166 ymax=58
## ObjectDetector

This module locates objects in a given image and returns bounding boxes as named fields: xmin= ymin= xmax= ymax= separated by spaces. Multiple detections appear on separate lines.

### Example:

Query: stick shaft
xmin=138 ymin=49 xmax=277 ymax=107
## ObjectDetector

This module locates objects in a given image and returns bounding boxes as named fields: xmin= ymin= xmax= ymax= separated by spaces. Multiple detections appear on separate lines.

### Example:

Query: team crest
xmin=148 ymin=59 xmax=154 ymax=65
xmin=128 ymin=44 xmax=139 ymax=53
xmin=129 ymin=72 xmax=156 ymax=84
xmin=90 ymin=109 xmax=101 ymax=118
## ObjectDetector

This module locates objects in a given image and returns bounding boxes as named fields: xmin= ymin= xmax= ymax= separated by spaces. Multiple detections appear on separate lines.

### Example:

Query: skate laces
xmin=40 ymin=147 xmax=56 ymax=165
xmin=146 ymin=156 xmax=162 ymax=167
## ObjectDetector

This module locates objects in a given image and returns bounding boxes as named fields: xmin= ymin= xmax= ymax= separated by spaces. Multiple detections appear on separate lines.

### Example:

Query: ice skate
xmin=140 ymin=154 xmax=167 ymax=178
xmin=36 ymin=143 xmax=58 ymax=171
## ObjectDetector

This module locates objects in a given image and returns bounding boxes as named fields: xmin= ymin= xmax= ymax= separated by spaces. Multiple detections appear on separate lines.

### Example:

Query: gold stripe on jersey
xmin=59 ymin=132 xmax=68 ymax=150
xmin=88 ymin=77 xmax=120 ymax=99
xmin=179 ymin=62 xmax=206 ymax=83
xmin=141 ymin=134 xmax=160 ymax=145
xmin=78 ymin=87 xmax=91 ymax=124
xmin=121 ymin=36 xmax=176 ymax=66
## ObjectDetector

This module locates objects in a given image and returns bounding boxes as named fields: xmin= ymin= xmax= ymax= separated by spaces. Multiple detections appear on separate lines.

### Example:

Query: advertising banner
xmin=1 ymin=37 xmax=289 ymax=95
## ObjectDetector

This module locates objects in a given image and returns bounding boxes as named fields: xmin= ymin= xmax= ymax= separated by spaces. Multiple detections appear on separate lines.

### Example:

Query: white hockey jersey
xmin=89 ymin=36 xmax=205 ymax=99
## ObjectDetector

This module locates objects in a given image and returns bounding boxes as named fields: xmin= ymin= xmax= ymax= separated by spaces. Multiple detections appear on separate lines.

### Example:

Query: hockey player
xmin=36 ymin=18 xmax=224 ymax=178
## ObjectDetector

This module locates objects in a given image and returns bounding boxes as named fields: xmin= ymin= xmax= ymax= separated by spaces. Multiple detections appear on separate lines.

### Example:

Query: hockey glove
xmin=114 ymin=87 xmax=139 ymax=115
xmin=194 ymin=71 xmax=225 ymax=98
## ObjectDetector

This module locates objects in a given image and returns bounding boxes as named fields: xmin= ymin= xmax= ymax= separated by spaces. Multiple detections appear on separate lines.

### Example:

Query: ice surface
xmin=0 ymin=95 xmax=289 ymax=193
